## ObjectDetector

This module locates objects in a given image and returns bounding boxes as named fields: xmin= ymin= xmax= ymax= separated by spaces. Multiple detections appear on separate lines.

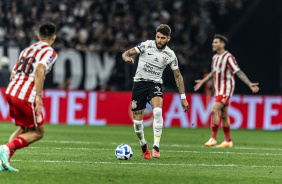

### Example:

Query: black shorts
xmin=131 ymin=81 xmax=163 ymax=111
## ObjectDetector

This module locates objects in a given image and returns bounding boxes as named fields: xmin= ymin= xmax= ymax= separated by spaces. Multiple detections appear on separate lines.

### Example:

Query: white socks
xmin=133 ymin=120 xmax=146 ymax=146
xmin=153 ymin=108 xmax=163 ymax=148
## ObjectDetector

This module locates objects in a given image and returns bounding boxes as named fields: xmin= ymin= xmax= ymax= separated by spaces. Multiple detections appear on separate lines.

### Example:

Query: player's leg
xmin=217 ymin=106 xmax=233 ymax=147
xmin=131 ymin=81 xmax=151 ymax=159
xmin=1 ymin=96 xmax=45 ymax=171
xmin=7 ymin=127 xmax=26 ymax=162
xmin=132 ymin=109 xmax=151 ymax=159
xmin=1 ymin=125 xmax=44 ymax=171
xmin=1 ymin=127 xmax=26 ymax=171
xmin=0 ymin=94 xmax=21 ymax=171
xmin=132 ymin=109 xmax=146 ymax=146
xmin=149 ymin=96 xmax=163 ymax=158
xmin=205 ymin=101 xmax=224 ymax=146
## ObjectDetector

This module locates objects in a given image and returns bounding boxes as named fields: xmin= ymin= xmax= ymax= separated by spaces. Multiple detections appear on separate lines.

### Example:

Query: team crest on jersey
xmin=132 ymin=100 xmax=137 ymax=109
xmin=49 ymin=56 xmax=54 ymax=62
xmin=162 ymin=57 xmax=168 ymax=65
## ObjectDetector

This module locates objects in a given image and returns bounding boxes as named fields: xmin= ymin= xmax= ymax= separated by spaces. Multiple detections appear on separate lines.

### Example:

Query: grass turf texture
xmin=0 ymin=122 xmax=281 ymax=184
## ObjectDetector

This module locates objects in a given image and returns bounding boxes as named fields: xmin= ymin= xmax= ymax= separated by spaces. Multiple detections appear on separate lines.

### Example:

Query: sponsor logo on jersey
xmin=143 ymin=63 xmax=161 ymax=75
xmin=136 ymin=43 xmax=141 ymax=46
xmin=154 ymin=58 xmax=159 ymax=62
xmin=132 ymin=100 xmax=137 ymax=109
xmin=148 ymin=53 xmax=153 ymax=55
xmin=162 ymin=57 xmax=168 ymax=65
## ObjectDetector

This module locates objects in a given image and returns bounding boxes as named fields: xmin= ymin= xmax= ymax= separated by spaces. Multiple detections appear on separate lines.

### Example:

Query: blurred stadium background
xmin=0 ymin=0 xmax=281 ymax=127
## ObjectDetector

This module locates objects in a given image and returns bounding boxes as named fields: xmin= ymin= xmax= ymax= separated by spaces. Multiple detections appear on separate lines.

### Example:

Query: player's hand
xmin=181 ymin=99 xmax=189 ymax=112
xmin=35 ymin=95 xmax=43 ymax=115
xmin=194 ymin=80 xmax=203 ymax=91
xmin=124 ymin=57 xmax=134 ymax=64
xmin=249 ymin=83 xmax=259 ymax=93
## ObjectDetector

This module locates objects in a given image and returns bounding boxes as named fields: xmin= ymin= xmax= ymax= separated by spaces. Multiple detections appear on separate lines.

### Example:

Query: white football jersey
xmin=134 ymin=40 xmax=179 ymax=84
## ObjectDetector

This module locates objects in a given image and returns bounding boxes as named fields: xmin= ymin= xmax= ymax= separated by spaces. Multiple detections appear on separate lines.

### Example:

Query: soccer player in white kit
xmin=122 ymin=24 xmax=189 ymax=159
xmin=194 ymin=34 xmax=259 ymax=147
xmin=0 ymin=22 xmax=57 ymax=171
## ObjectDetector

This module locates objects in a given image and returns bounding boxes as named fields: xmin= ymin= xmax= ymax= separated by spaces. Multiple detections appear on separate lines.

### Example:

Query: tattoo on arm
xmin=202 ymin=72 xmax=214 ymax=83
xmin=236 ymin=70 xmax=251 ymax=86
xmin=173 ymin=69 xmax=185 ymax=94
xmin=122 ymin=48 xmax=136 ymax=61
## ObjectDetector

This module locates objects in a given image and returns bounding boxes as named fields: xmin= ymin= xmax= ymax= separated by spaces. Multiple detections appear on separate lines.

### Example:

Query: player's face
xmin=155 ymin=32 xmax=170 ymax=49
xmin=212 ymin=38 xmax=224 ymax=52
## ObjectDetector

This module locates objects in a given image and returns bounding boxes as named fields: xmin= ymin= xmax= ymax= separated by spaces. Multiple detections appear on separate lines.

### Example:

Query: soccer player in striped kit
xmin=0 ymin=22 xmax=57 ymax=171
xmin=194 ymin=34 xmax=259 ymax=147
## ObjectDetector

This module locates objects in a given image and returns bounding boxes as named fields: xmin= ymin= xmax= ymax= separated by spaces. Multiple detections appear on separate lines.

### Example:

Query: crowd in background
xmin=0 ymin=0 xmax=246 ymax=92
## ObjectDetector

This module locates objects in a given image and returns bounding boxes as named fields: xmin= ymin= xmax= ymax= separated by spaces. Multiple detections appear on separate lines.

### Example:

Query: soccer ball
xmin=115 ymin=144 xmax=133 ymax=160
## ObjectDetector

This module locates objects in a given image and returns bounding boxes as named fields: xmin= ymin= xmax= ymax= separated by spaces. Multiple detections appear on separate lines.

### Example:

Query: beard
xmin=155 ymin=40 xmax=168 ymax=49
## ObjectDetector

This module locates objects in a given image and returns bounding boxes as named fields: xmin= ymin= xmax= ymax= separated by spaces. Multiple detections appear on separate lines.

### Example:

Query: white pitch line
xmin=11 ymin=159 xmax=282 ymax=168
xmin=27 ymin=147 xmax=282 ymax=156
xmin=37 ymin=140 xmax=282 ymax=151
xmin=3 ymin=139 xmax=282 ymax=152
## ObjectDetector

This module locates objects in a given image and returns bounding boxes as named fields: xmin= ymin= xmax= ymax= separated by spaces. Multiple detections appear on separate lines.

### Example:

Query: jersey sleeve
xmin=170 ymin=55 xmax=179 ymax=71
xmin=134 ymin=40 xmax=149 ymax=54
xmin=12 ymin=50 xmax=24 ymax=74
xmin=227 ymin=55 xmax=240 ymax=74
xmin=38 ymin=50 xmax=58 ymax=74
xmin=211 ymin=55 xmax=215 ymax=72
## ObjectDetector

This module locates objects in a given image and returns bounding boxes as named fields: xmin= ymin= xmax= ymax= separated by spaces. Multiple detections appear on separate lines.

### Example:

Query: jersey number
xmin=16 ymin=56 xmax=36 ymax=74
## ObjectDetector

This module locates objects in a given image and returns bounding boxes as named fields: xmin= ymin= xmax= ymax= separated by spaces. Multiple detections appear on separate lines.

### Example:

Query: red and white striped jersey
xmin=211 ymin=51 xmax=240 ymax=97
xmin=6 ymin=41 xmax=58 ymax=103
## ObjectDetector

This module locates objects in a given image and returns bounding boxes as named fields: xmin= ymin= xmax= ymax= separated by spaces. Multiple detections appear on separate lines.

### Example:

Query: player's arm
xmin=122 ymin=48 xmax=137 ymax=64
xmin=235 ymin=70 xmax=259 ymax=93
xmin=34 ymin=63 xmax=46 ymax=115
xmin=173 ymin=69 xmax=189 ymax=112
xmin=194 ymin=71 xmax=213 ymax=91
xmin=9 ymin=72 xmax=15 ymax=81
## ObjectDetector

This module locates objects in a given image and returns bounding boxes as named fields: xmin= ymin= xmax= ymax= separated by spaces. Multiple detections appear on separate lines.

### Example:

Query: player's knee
xmin=153 ymin=107 xmax=162 ymax=118
xmin=211 ymin=109 xmax=219 ymax=116
xmin=133 ymin=120 xmax=143 ymax=133
xmin=36 ymin=131 xmax=44 ymax=140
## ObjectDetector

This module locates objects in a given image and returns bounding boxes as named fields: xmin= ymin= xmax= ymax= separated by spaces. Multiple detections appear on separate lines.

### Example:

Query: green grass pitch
xmin=0 ymin=122 xmax=282 ymax=184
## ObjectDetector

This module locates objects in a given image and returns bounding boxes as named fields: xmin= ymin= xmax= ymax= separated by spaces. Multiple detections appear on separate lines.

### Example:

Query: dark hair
xmin=39 ymin=22 xmax=56 ymax=39
xmin=156 ymin=24 xmax=171 ymax=36
xmin=214 ymin=34 xmax=228 ymax=45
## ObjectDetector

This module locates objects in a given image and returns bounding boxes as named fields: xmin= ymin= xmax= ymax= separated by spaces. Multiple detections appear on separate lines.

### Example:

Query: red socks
xmin=211 ymin=123 xmax=219 ymax=139
xmin=8 ymin=150 xmax=15 ymax=162
xmin=6 ymin=137 xmax=29 ymax=153
xmin=223 ymin=126 xmax=231 ymax=142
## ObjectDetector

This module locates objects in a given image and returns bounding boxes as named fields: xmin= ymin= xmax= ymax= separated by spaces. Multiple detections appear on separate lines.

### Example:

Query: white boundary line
xmin=36 ymin=140 xmax=282 ymax=151
xmin=2 ymin=139 xmax=282 ymax=151
xmin=11 ymin=159 xmax=282 ymax=168
xmin=26 ymin=147 xmax=282 ymax=156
